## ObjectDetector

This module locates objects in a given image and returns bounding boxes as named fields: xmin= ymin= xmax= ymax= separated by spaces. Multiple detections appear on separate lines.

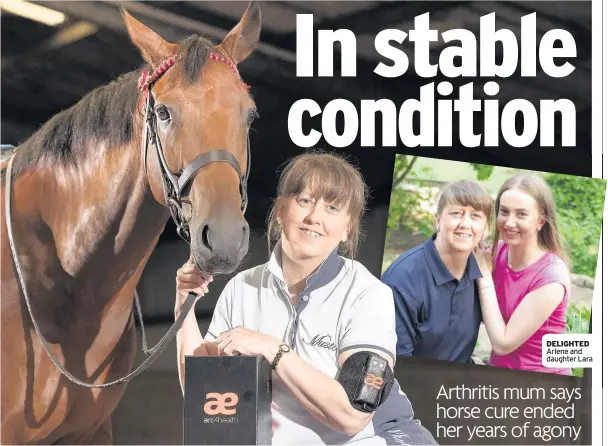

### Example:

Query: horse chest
xmin=5 ymin=313 xmax=137 ymax=444
xmin=24 ymin=377 xmax=128 ymax=444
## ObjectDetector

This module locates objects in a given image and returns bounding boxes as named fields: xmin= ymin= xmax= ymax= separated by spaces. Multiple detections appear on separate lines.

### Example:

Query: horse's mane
xmin=3 ymin=35 xmax=216 ymax=179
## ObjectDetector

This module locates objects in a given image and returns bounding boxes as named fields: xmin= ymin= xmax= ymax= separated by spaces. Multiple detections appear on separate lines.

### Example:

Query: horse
xmin=1 ymin=2 xmax=261 ymax=443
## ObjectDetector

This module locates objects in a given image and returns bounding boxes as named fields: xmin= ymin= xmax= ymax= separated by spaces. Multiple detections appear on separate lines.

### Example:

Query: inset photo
xmin=381 ymin=155 xmax=605 ymax=377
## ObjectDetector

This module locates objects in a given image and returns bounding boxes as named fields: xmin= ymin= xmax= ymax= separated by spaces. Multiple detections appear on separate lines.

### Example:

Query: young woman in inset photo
xmin=174 ymin=152 xmax=437 ymax=445
xmin=475 ymin=174 xmax=571 ymax=375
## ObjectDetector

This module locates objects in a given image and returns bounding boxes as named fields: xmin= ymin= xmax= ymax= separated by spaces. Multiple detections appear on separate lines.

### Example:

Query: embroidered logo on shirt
xmin=386 ymin=429 xmax=412 ymax=445
xmin=302 ymin=334 xmax=337 ymax=352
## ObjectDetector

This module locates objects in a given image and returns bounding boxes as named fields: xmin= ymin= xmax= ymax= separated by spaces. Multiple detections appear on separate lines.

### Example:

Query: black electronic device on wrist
xmin=353 ymin=354 xmax=390 ymax=412
xmin=338 ymin=351 xmax=394 ymax=413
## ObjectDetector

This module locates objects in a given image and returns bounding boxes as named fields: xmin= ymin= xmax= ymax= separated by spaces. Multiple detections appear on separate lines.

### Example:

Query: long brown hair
xmin=266 ymin=151 xmax=368 ymax=258
xmin=491 ymin=174 xmax=568 ymax=266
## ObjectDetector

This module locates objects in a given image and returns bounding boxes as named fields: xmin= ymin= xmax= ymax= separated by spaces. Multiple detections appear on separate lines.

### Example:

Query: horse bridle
xmin=139 ymin=52 xmax=251 ymax=243
xmin=3 ymin=52 xmax=253 ymax=388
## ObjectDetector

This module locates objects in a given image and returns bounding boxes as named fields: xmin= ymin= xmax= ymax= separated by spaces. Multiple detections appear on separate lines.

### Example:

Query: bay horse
xmin=1 ymin=2 xmax=261 ymax=443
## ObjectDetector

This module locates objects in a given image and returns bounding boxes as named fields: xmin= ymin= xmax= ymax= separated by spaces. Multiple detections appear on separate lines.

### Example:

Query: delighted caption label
xmin=436 ymin=384 xmax=583 ymax=442
xmin=542 ymin=334 xmax=594 ymax=368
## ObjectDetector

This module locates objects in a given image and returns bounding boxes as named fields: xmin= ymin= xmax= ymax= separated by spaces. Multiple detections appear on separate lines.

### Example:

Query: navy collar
xmin=268 ymin=243 xmax=344 ymax=295
xmin=422 ymin=234 xmax=482 ymax=286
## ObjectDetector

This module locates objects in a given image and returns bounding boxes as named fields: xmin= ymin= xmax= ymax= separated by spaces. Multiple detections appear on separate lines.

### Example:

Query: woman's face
xmin=278 ymin=187 xmax=351 ymax=263
xmin=496 ymin=188 xmax=545 ymax=248
xmin=436 ymin=203 xmax=488 ymax=254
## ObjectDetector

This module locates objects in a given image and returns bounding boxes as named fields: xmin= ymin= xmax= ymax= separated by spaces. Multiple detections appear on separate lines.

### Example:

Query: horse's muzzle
xmin=191 ymin=215 xmax=249 ymax=274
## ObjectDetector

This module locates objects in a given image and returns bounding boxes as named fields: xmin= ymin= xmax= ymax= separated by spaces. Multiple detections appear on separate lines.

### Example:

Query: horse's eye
xmin=247 ymin=109 xmax=259 ymax=126
xmin=156 ymin=105 xmax=171 ymax=122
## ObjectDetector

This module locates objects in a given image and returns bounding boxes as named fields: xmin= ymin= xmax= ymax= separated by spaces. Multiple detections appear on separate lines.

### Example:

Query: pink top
xmin=488 ymin=242 xmax=571 ymax=375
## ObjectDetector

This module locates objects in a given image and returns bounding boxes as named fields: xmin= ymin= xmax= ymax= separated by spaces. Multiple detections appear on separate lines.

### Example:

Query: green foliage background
xmin=566 ymin=303 xmax=592 ymax=377
xmin=544 ymin=173 xmax=606 ymax=277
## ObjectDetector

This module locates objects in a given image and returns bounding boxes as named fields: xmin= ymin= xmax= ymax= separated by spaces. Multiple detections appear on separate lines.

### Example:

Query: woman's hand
xmin=214 ymin=327 xmax=281 ymax=362
xmin=473 ymin=244 xmax=493 ymax=280
xmin=175 ymin=260 xmax=213 ymax=314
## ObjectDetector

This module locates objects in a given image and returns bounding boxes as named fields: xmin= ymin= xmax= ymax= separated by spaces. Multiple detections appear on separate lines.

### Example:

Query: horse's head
xmin=122 ymin=3 xmax=261 ymax=274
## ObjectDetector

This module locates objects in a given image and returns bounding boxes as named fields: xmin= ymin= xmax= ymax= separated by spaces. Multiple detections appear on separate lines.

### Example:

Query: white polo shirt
xmin=204 ymin=246 xmax=433 ymax=445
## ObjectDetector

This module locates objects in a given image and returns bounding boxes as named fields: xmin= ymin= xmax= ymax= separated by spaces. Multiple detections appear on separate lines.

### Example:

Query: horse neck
xmin=14 ymin=138 xmax=169 ymax=308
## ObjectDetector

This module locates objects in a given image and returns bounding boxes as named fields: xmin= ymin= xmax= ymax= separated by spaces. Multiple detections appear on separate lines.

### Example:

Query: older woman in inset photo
xmin=382 ymin=180 xmax=493 ymax=364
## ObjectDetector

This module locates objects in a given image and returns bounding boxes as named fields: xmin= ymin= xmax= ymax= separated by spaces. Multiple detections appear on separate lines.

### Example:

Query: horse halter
xmin=138 ymin=52 xmax=251 ymax=243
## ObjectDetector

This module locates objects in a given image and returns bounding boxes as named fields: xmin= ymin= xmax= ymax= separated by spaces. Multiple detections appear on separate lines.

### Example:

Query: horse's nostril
xmin=201 ymin=224 xmax=212 ymax=251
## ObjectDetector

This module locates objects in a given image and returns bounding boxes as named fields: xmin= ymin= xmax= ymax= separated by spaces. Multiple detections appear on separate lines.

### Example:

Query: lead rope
xmin=5 ymin=153 xmax=198 ymax=388
xmin=133 ymin=288 xmax=153 ymax=356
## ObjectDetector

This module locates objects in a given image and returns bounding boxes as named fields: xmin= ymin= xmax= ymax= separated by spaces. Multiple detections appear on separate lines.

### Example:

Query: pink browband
xmin=137 ymin=52 xmax=249 ymax=92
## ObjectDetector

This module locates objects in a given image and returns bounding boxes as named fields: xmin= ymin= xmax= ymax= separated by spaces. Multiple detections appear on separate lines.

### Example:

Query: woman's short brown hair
xmin=437 ymin=180 xmax=494 ymax=221
xmin=267 ymin=151 xmax=369 ymax=258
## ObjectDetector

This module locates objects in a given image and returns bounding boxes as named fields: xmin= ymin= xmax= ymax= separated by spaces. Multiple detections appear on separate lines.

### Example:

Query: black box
xmin=183 ymin=355 xmax=272 ymax=445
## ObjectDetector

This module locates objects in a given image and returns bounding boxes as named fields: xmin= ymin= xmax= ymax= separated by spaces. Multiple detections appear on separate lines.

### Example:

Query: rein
xmin=4 ymin=50 xmax=251 ymax=388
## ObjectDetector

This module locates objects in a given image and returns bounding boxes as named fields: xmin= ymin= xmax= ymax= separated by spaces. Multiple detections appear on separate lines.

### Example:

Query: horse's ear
xmin=121 ymin=7 xmax=178 ymax=66
xmin=220 ymin=1 xmax=261 ymax=64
